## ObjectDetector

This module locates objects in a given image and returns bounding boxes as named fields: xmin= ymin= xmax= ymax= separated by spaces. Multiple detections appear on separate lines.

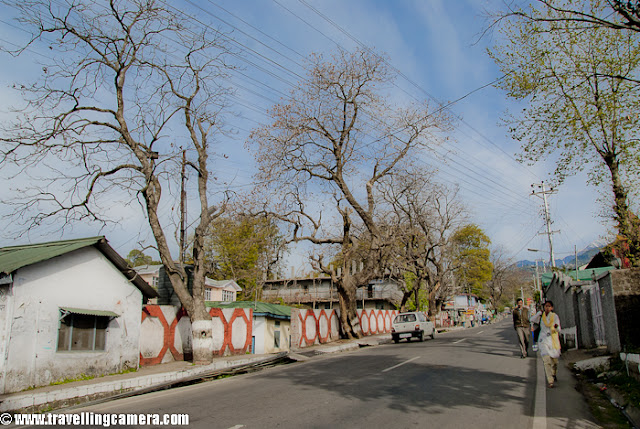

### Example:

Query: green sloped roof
xmin=540 ymin=266 xmax=616 ymax=286
xmin=0 ymin=236 xmax=157 ymax=298
xmin=0 ymin=236 xmax=105 ymax=275
xmin=206 ymin=301 xmax=292 ymax=319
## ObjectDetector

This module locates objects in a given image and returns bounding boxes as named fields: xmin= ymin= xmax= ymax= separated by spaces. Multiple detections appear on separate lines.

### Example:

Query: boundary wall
xmin=290 ymin=308 xmax=397 ymax=349
xmin=139 ymin=305 xmax=252 ymax=366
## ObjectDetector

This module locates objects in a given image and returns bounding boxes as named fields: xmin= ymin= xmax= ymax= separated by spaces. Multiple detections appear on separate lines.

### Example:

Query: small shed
xmin=206 ymin=301 xmax=292 ymax=354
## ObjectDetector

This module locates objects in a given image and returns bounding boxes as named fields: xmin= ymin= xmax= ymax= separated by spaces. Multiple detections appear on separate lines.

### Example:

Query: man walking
xmin=513 ymin=298 xmax=530 ymax=358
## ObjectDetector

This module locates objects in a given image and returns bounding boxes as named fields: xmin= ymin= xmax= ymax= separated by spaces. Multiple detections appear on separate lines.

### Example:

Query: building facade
xmin=261 ymin=276 xmax=402 ymax=310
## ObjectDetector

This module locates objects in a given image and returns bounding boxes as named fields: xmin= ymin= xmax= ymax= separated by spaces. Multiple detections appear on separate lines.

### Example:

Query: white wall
xmin=2 ymin=247 xmax=143 ymax=393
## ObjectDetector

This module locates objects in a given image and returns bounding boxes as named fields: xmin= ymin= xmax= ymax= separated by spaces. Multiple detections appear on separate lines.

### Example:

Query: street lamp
xmin=527 ymin=248 xmax=545 ymax=300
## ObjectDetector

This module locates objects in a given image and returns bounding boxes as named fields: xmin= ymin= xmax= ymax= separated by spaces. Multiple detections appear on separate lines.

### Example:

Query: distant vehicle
xmin=391 ymin=312 xmax=435 ymax=343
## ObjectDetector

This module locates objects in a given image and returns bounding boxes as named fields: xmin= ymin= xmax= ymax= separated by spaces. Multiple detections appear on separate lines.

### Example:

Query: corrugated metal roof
xmin=206 ymin=301 xmax=292 ymax=319
xmin=0 ymin=236 xmax=157 ymax=298
xmin=540 ymin=267 xmax=616 ymax=286
xmin=0 ymin=236 xmax=105 ymax=275
xmin=61 ymin=307 xmax=119 ymax=317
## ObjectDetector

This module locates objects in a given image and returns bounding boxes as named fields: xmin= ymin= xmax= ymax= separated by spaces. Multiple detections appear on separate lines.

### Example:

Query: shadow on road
xmin=257 ymin=321 xmax=536 ymax=417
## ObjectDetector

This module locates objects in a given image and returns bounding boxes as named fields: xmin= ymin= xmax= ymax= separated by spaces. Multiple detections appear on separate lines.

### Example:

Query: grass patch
xmin=50 ymin=373 xmax=95 ymax=385
xmin=606 ymin=358 xmax=640 ymax=408
xmin=50 ymin=366 xmax=138 ymax=386
xmin=576 ymin=374 xmax=630 ymax=428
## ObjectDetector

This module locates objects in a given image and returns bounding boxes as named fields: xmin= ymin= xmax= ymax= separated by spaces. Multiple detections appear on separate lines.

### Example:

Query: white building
xmin=147 ymin=264 xmax=242 ymax=306
xmin=205 ymin=279 xmax=241 ymax=302
xmin=0 ymin=236 xmax=157 ymax=393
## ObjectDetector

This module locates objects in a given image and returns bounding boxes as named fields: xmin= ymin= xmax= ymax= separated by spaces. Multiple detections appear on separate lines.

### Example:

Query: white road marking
xmin=533 ymin=352 xmax=547 ymax=429
xmin=381 ymin=356 xmax=420 ymax=373
xmin=453 ymin=338 xmax=466 ymax=344
xmin=227 ymin=425 xmax=245 ymax=429
xmin=476 ymin=330 xmax=484 ymax=334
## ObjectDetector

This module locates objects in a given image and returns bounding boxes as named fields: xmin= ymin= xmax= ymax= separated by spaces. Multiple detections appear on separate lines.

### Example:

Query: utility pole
xmin=180 ymin=148 xmax=187 ymax=263
xmin=531 ymin=182 xmax=559 ymax=268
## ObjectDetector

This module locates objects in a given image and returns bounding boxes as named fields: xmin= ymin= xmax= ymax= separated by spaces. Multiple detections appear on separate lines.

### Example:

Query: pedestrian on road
xmin=539 ymin=300 xmax=562 ymax=388
xmin=530 ymin=304 xmax=542 ymax=352
xmin=512 ymin=298 xmax=530 ymax=358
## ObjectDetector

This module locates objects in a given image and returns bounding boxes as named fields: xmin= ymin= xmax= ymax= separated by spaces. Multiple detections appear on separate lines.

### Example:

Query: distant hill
xmin=516 ymin=240 xmax=607 ymax=269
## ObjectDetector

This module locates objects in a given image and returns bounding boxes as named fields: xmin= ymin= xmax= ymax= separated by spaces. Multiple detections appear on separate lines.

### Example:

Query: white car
xmin=391 ymin=312 xmax=435 ymax=343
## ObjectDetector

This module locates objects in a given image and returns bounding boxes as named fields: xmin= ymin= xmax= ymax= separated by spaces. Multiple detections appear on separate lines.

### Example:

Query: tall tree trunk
xmin=144 ymin=174 xmax=214 ymax=365
xmin=189 ymin=293 xmax=214 ymax=365
xmin=604 ymin=151 xmax=631 ymax=238
xmin=337 ymin=273 xmax=363 ymax=339
xmin=400 ymin=291 xmax=412 ymax=312
xmin=428 ymin=290 xmax=438 ymax=320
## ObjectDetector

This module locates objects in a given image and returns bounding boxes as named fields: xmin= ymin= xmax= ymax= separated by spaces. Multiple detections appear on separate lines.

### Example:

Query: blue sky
xmin=0 ymin=0 xmax=611 ymax=269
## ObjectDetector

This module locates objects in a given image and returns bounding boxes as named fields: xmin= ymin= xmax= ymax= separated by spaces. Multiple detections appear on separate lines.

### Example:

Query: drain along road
xmin=73 ymin=319 xmax=598 ymax=429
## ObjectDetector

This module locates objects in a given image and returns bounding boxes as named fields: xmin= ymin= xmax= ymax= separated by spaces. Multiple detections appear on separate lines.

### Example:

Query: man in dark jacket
xmin=513 ymin=298 xmax=530 ymax=358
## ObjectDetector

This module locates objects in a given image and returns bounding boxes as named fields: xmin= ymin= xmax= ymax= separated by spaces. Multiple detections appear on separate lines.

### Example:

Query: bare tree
xmin=485 ymin=248 xmax=520 ymax=312
xmin=248 ymin=49 xmax=451 ymax=338
xmin=380 ymin=171 xmax=466 ymax=318
xmin=0 ymin=0 xmax=234 ymax=364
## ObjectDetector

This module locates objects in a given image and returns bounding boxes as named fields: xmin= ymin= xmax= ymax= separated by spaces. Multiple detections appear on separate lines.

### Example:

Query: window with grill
xmin=205 ymin=288 xmax=212 ymax=301
xmin=58 ymin=312 xmax=109 ymax=351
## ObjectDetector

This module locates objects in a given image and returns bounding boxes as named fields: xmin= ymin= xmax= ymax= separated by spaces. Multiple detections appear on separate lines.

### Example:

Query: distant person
xmin=530 ymin=304 xmax=542 ymax=352
xmin=539 ymin=300 xmax=562 ymax=388
xmin=512 ymin=298 xmax=530 ymax=358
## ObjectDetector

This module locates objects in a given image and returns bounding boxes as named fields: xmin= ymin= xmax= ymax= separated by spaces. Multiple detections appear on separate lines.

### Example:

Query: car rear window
xmin=394 ymin=314 xmax=416 ymax=323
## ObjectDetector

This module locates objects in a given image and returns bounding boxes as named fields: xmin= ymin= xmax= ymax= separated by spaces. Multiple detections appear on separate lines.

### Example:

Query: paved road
xmin=65 ymin=319 xmax=597 ymax=429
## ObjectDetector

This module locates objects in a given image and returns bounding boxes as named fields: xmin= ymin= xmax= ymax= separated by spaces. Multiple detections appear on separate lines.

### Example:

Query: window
xmin=394 ymin=314 xmax=416 ymax=324
xmin=222 ymin=290 xmax=234 ymax=301
xmin=274 ymin=330 xmax=280 ymax=348
xmin=58 ymin=312 xmax=110 ymax=351
xmin=205 ymin=288 xmax=212 ymax=301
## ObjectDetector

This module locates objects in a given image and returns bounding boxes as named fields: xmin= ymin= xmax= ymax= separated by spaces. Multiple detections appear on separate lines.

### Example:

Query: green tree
xmin=126 ymin=249 xmax=160 ymax=267
xmin=497 ymin=1 xmax=640 ymax=35
xmin=203 ymin=215 xmax=285 ymax=300
xmin=490 ymin=0 xmax=640 ymax=264
xmin=452 ymin=224 xmax=492 ymax=297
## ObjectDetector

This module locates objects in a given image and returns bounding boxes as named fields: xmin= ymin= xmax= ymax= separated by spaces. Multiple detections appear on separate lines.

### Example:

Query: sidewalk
xmin=0 ymin=333 xmax=392 ymax=413
xmin=537 ymin=349 xmax=601 ymax=428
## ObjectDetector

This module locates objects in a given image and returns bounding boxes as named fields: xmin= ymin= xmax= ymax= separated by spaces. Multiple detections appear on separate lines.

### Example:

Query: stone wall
xmin=611 ymin=270 xmax=640 ymax=350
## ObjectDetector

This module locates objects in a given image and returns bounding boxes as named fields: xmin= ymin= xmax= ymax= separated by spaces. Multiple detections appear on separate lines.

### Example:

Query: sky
xmin=0 ymin=0 xmax=613 ymax=272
